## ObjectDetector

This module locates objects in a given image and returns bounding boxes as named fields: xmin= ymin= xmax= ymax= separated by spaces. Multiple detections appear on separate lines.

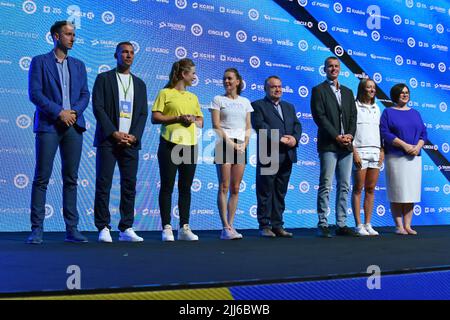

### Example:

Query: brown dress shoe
xmin=272 ymin=228 xmax=293 ymax=238
xmin=259 ymin=228 xmax=276 ymax=238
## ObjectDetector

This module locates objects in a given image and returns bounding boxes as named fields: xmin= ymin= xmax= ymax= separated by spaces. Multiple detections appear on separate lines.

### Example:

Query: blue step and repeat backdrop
xmin=0 ymin=0 xmax=449 ymax=231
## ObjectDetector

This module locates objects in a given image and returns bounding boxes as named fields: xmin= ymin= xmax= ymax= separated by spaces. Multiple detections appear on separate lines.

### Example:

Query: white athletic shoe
xmin=355 ymin=224 xmax=370 ymax=236
xmin=119 ymin=228 xmax=144 ymax=242
xmin=162 ymin=224 xmax=175 ymax=242
xmin=98 ymin=227 xmax=113 ymax=243
xmin=178 ymin=224 xmax=199 ymax=241
xmin=364 ymin=223 xmax=380 ymax=236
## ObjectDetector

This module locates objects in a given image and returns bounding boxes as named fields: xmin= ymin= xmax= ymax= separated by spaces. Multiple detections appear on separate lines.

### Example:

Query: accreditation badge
xmin=119 ymin=100 xmax=131 ymax=119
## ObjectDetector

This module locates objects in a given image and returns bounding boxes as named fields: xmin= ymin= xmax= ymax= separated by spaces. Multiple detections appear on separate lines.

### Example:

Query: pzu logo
xmin=318 ymin=21 xmax=328 ymax=32
xmin=299 ymin=181 xmax=310 ymax=193
xmin=236 ymin=30 xmax=247 ymax=43
xmin=175 ymin=47 xmax=187 ymax=59
xmin=249 ymin=56 xmax=260 ymax=68
xmin=407 ymin=37 xmax=416 ymax=47
xmin=371 ymin=31 xmax=380 ymax=41
xmin=16 ymin=114 xmax=32 ymax=129
xmin=22 ymin=1 xmax=37 ymax=14
xmin=175 ymin=0 xmax=188 ymax=9
xmin=191 ymin=24 xmax=203 ymax=36
xmin=333 ymin=3 xmax=343 ymax=13
xmin=248 ymin=9 xmax=259 ymax=21
xmin=19 ymin=57 xmax=32 ymax=71
xmin=300 ymin=133 xmax=309 ymax=145
xmin=373 ymin=73 xmax=382 ymax=84
xmin=298 ymin=40 xmax=308 ymax=51
xmin=395 ymin=55 xmax=404 ymax=66
xmin=101 ymin=11 xmax=115 ymax=24
xmin=298 ymin=86 xmax=309 ymax=98
xmin=438 ymin=62 xmax=446 ymax=73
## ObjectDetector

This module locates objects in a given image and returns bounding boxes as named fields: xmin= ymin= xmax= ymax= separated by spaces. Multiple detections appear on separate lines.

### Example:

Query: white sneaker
xmin=98 ymin=227 xmax=112 ymax=243
xmin=364 ymin=223 xmax=379 ymax=236
xmin=119 ymin=228 xmax=144 ymax=242
xmin=231 ymin=227 xmax=243 ymax=239
xmin=220 ymin=228 xmax=235 ymax=240
xmin=355 ymin=224 xmax=370 ymax=236
xmin=162 ymin=224 xmax=175 ymax=242
xmin=178 ymin=224 xmax=199 ymax=241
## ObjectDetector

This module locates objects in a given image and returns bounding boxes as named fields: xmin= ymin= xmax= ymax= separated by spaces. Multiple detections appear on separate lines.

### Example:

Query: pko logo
xmin=318 ymin=21 xmax=328 ymax=32
xmin=298 ymin=86 xmax=309 ymax=98
xmin=405 ymin=0 xmax=414 ymax=9
xmin=333 ymin=2 xmax=343 ymax=13
xmin=44 ymin=204 xmax=54 ymax=219
xmin=175 ymin=46 xmax=187 ymax=59
xmin=371 ymin=31 xmax=380 ymax=41
xmin=248 ymin=9 xmax=259 ymax=21
xmin=98 ymin=64 xmax=112 ymax=73
xmin=443 ymin=184 xmax=450 ymax=195
xmin=438 ymin=62 xmax=446 ymax=73
xmin=191 ymin=178 xmax=202 ymax=192
xmin=442 ymin=143 xmax=450 ymax=153
xmin=395 ymin=55 xmax=404 ymax=66
xmin=373 ymin=73 xmax=382 ymax=84
xmin=175 ymin=0 xmax=188 ymax=9
xmin=22 ymin=0 xmax=37 ymax=14
xmin=14 ymin=174 xmax=29 ymax=189
xmin=297 ymin=0 xmax=307 ymax=7
xmin=334 ymin=45 xmax=344 ymax=57
xmin=407 ymin=37 xmax=416 ymax=47
xmin=19 ymin=56 xmax=32 ymax=71
xmin=298 ymin=40 xmax=308 ymax=51
xmin=101 ymin=11 xmax=115 ymax=24
xmin=249 ymin=205 xmax=258 ymax=218
xmin=413 ymin=205 xmax=422 ymax=216
xmin=191 ymin=24 xmax=203 ymax=36
xmin=249 ymin=56 xmax=260 ymax=68
xmin=376 ymin=205 xmax=385 ymax=216
xmin=393 ymin=15 xmax=402 ymax=25
xmin=409 ymin=77 xmax=418 ymax=88
xmin=236 ymin=30 xmax=247 ymax=43
xmin=299 ymin=181 xmax=310 ymax=193
xmin=440 ymin=102 xmax=447 ymax=112
xmin=16 ymin=114 xmax=32 ymax=129
xmin=300 ymin=133 xmax=309 ymax=145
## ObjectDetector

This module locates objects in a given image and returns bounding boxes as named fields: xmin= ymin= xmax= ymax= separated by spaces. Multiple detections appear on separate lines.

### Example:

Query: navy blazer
xmin=28 ymin=51 xmax=90 ymax=133
xmin=92 ymin=68 xmax=148 ymax=149
xmin=310 ymin=81 xmax=357 ymax=152
xmin=251 ymin=97 xmax=302 ymax=164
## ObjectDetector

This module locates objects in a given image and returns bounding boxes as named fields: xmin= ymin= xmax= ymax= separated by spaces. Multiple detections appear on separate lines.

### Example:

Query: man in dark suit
xmin=251 ymin=76 xmax=302 ymax=238
xmin=311 ymin=56 xmax=357 ymax=238
xmin=92 ymin=42 xmax=148 ymax=242
xmin=27 ymin=21 xmax=90 ymax=244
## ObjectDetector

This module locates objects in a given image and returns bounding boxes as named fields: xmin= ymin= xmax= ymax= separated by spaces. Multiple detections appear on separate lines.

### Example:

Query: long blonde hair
xmin=164 ymin=58 xmax=195 ymax=89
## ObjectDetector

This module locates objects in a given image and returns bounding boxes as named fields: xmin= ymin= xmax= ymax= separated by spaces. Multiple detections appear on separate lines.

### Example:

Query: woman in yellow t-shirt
xmin=152 ymin=58 xmax=204 ymax=242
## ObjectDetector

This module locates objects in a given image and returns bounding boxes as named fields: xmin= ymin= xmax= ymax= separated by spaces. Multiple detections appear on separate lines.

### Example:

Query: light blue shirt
xmin=54 ymin=53 xmax=71 ymax=110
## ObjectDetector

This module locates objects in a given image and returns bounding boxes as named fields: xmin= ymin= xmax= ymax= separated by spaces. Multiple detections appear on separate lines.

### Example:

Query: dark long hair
xmin=356 ymin=78 xmax=376 ymax=105
xmin=390 ymin=83 xmax=409 ymax=105
xmin=164 ymin=58 xmax=195 ymax=89
xmin=224 ymin=68 xmax=244 ymax=95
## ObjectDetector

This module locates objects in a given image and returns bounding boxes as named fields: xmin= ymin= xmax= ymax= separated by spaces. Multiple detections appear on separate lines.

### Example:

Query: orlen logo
xmin=19 ymin=56 xmax=32 ymax=71
xmin=413 ymin=205 xmax=422 ymax=216
xmin=175 ymin=46 xmax=188 ymax=59
xmin=44 ymin=204 xmax=54 ymax=219
xmin=191 ymin=178 xmax=202 ymax=192
xmin=298 ymin=0 xmax=308 ymax=7
xmin=101 ymin=11 xmax=115 ymax=24
xmin=22 ymin=0 xmax=37 ymax=14
xmin=298 ymin=40 xmax=308 ymax=51
xmin=14 ymin=174 xmax=29 ymax=189
xmin=191 ymin=24 xmax=203 ymax=36
xmin=333 ymin=2 xmax=343 ymax=13
xmin=318 ymin=21 xmax=328 ymax=32
xmin=249 ymin=56 xmax=260 ymax=68
xmin=298 ymin=86 xmax=309 ymax=98
xmin=249 ymin=205 xmax=258 ymax=218
xmin=299 ymin=181 xmax=310 ymax=193
xmin=16 ymin=114 xmax=32 ymax=129
xmin=98 ymin=64 xmax=112 ymax=73
xmin=248 ymin=9 xmax=259 ymax=21
xmin=175 ymin=0 xmax=188 ymax=9
xmin=300 ymin=133 xmax=309 ymax=145
xmin=376 ymin=205 xmax=385 ymax=216
xmin=371 ymin=30 xmax=380 ymax=41
xmin=172 ymin=205 xmax=180 ymax=219
xmin=395 ymin=55 xmax=404 ymax=66
xmin=239 ymin=180 xmax=247 ymax=192
xmin=236 ymin=30 xmax=247 ymax=43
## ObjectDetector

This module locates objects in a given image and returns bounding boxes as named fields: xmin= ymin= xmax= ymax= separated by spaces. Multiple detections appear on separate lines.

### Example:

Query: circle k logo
xmin=413 ymin=205 xmax=421 ymax=216
xmin=101 ymin=11 xmax=115 ymax=24
xmin=333 ymin=2 xmax=343 ymax=13
xmin=22 ymin=0 xmax=37 ymax=14
xmin=19 ymin=56 xmax=32 ymax=71
xmin=371 ymin=31 xmax=380 ymax=41
xmin=16 ymin=114 xmax=32 ymax=129
xmin=298 ymin=40 xmax=308 ymax=51
xmin=175 ymin=46 xmax=187 ymax=59
xmin=395 ymin=55 xmax=404 ymax=66
xmin=14 ymin=174 xmax=29 ymax=189
xmin=236 ymin=30 xmax=247 ymax=43
xmin=299 ymin=181 xmax=310 ymax=193
xmin=298 ymin=86 xmax=309 ymax=98
xmin=407 ymin=37 xmax=416 ymax=47
xmin=248 ymin=9 xmax=259 ymax=21
xmin=175 ymin=0 xmax=188 ymax=9
xmin=318 ymin=21 xmax=328 ymax=32
xmin=249 ymin=56 xmax=260 ymax=68
xmin=376 ymin=205 xmax=385 ymax=216
xmin=300 ymin=133 xmax=309 ymax=145
xmin=191 ymin=24 xmax=203 ymax=36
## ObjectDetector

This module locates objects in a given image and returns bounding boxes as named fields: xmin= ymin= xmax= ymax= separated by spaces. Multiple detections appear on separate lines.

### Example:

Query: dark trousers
xmin=157 ymin=138 xmax=197 ymax=227
xmin=255 ymin=153 xmax=293 ymax=229
xmin=94 ymin=146 xmax=138 ymax=232
xmin=30 ymin=126 xmax=82 ymax=231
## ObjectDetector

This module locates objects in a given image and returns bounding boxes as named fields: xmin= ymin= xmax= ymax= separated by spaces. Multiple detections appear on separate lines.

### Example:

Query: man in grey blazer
xmin=311 ymin=57 xmax=357 ymax=238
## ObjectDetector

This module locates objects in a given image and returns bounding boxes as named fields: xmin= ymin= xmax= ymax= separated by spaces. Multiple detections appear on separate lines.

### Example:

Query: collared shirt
xmin=54 ymin=52 xmax=71 ymax=110
xmin=327 ymin=79 xmax=341 ymax=106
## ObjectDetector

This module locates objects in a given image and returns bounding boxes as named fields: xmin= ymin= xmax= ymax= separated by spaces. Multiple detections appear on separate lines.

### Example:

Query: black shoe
xmin=272 ymin=227 xmax=293 ymax=238
xmin=27 ymin=228 xmax=43 ymax=244
xmin=335 ymin=226 xmax=357 ymax=237
xmin=317 ymin=226 xmax=332 ymax=238
xmin=65 ymin=229 xmax=88 ymax=243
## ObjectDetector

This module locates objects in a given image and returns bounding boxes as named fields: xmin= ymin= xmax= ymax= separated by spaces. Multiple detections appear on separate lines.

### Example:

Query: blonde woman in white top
xmin=352 ymin=79 xmax=384 ymax=236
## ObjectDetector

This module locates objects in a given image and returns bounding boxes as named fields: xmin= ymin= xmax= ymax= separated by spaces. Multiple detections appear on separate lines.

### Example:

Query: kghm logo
xmin=318 ymin=21 xmax=328 ymax=32
xmin=14 ymin=174 xmax=29 ymax=189
xmin=333 ymin=2 xmax=343 ymax=13
xmin=249 ymin=56 xmax=260 ymax=68
xmin=248 ymin=9 xmax=259 ymax=21
xmin=175 ymin=0 xmax=188 ymax=9
xmin=297 ymin=0 xmax=308 ymax=7
xmin=395 ymin=55 xmax=404 ymax=66
xmin=175 ymin=46 xmax=187 ymax=59
xmin=300 ymin=133 xmax=309 ymax=145
xmin=16 ymin=114 xmax=32 ymax=129
xmin=298 ymin=86 xmax=309 ymax=98
xmin=191 ymin=24 xmax=203 ymax=36
xmin=299 ymin=181 xmax=310 ymax=193
xmin=371 ymin=30 xmax=380 ymax=41
xmin=22 ymin=0 xmax=37 ymax=14
xmin=101 ymin=11 xmax=115 ymax=24
xmin=236 ymin=30 xmax=247 ymax=43
xmin=19 ymin=56 xmax=32 ymax=71
xmin=376 ymin=205 xmax=385 ymax=216
xmin=298 ymin=40 xmax=308 ymax=51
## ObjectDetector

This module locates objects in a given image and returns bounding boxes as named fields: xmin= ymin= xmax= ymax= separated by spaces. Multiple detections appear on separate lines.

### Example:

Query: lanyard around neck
xmin=117 ymin=72 xmax=132 ymax=100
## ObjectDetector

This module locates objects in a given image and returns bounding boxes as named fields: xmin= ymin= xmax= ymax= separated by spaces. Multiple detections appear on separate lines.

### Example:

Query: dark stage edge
xmin=1 ymin=225 xmax=450 ymax=298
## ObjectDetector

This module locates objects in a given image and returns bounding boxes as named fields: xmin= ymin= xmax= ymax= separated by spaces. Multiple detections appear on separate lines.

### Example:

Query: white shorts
xmin=353 ymin=151 xmax=381 ymax=170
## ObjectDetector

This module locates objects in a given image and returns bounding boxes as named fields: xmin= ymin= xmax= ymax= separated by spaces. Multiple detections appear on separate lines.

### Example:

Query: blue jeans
xmin=317 ymin=151 xmax=353 ymax=228
xmin=30 ymin=127 xmax=83 ymax=231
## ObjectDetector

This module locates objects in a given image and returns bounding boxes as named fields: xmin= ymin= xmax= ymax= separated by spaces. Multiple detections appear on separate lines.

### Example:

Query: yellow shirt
xmin=152 ymin=88 xmax=203 ymax=145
